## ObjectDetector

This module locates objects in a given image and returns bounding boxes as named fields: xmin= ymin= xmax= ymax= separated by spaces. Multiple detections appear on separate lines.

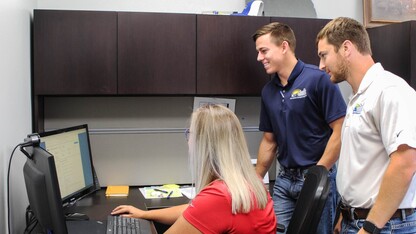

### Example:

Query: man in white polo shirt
xmin=316 ymin=17 xmax=416 ymax=233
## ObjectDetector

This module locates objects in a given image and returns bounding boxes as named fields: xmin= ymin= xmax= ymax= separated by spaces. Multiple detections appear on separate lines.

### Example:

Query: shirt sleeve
xmin=259 ymin=95 xmax=273 ymax=132
xmin=182 ymin=183 xmax=232 ymax=234
xmin=378 ymin=85 xmax=416 ymax=155
xmin=317 ymin=73 xmax=347 ymax=123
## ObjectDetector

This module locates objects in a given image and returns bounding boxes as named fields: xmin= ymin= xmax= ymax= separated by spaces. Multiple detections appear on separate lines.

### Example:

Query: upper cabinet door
xmin=367 ymin=21 xmax=413 ymax=85
xmin=34 ymin=10 xmax=117 ymax=95
xmin=118 ymin=12 xmax=196 ymax=95
xmin=271 ymin=17 xmax=330 ymax=66
xmin=197 ymin=15 xmax=270 ymax=95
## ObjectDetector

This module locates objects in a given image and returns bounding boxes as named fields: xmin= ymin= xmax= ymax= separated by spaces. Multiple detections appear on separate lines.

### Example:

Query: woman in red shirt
xmin=111 ymin=104 xmax=276 ymax=233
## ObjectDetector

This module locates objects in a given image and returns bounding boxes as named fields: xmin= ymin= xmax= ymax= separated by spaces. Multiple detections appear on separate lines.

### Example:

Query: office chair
xmin=277 ymin=165 xmax=330 ymax=234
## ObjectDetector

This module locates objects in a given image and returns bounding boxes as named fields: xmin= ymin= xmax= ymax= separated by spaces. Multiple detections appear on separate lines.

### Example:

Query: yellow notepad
xmin=140 ymin=184 xmax=183 ymax=199
xmin=106 ymin=185 xmax=129 ymax=196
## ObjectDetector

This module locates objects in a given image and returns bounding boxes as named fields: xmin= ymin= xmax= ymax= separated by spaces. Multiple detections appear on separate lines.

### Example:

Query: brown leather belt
xmin=340 ymin=204 xmax=415 ymax=221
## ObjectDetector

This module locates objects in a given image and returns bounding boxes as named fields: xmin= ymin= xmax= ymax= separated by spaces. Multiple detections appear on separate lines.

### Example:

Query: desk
xmin=64 ymin=187 xmax=189 ymax=233
xmin=64 ymin=183 xmax=273 ymax=233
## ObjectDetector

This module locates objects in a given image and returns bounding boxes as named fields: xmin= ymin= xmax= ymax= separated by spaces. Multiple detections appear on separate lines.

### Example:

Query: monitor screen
xmin=23 ymin=146 xmax=68 ymax=234
xmin=39 ymin=124 xmax=97 ymax=206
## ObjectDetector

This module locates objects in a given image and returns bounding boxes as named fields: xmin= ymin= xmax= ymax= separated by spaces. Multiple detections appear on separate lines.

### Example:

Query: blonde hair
xmin=188 ymin=104 xmax=268 ymax=214
xmin=316 ymin=17 xmax=372 ymax=55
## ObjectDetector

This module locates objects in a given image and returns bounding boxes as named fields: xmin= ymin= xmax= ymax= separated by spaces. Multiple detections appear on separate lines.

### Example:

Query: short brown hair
xmin=253 ymin=22 xmax=296 ymax=53
xmin=316 ymin=17 xmax=372 ymax=55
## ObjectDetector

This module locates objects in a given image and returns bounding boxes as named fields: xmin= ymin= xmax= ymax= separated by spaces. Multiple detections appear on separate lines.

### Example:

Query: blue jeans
xmin=273 ymin=165 xmax=338 ymax=234
xmin=341 ymin=211 xmax=416 ymax=233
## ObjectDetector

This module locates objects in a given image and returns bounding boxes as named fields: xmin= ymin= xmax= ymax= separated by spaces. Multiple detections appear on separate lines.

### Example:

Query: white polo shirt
xmin=337 ymin=63 xmax=416 ymax=208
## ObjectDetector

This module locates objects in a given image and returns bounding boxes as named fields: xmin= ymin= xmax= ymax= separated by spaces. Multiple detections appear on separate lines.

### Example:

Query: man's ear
xmin=342 ymin=40 xmax=354 ymax=57
xmin=281 ymin=40 xmax=290 ymax=53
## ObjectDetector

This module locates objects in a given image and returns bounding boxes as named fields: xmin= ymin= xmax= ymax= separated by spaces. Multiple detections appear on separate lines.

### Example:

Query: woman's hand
xmin=111 ymin=203 xmax=189 ymax=225
xmin=111 ymin=205 xmax=147 ymax=219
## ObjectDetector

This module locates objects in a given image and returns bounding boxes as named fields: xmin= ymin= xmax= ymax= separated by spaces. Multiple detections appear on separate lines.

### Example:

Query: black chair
xmin=277 ymin=165 xmax=330 ymax=234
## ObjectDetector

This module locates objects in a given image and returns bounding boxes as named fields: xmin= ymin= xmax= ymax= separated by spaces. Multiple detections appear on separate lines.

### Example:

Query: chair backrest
xmin=286 ymin=165 xmax=330 ymax=234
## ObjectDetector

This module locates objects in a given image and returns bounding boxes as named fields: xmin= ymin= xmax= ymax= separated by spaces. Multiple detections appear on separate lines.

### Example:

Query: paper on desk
xmin=139 ymin=185 xmax=183 ymax=199
xmin=179 ymin=187 xmax=196 ymax=199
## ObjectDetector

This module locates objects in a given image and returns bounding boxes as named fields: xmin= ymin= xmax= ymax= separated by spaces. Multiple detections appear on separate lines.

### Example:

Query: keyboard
xmin=106 ymin=215 xmax=151 ymax=234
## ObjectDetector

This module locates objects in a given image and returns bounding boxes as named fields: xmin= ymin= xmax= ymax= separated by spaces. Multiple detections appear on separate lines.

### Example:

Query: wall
xmin=312 ymin=0 xmax=362 ymax=22
xmin=0 ymin=1 xmax=35 ymax=234
xmin=38 ymin=0 xmax=363 ymax=21
xmin=43 ymin=97 xmax=264 ymax=186
xmin=37 ymin=0 xmax=246 ymax=13
xmin=244 ymin=0 xmax=362 ymax=22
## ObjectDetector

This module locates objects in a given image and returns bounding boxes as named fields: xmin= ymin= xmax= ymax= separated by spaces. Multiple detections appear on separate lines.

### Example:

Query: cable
xmin=24 ymin=206 xmax=38 ymax=234
xmin=7 ymin=144 xmax=22 ymax=234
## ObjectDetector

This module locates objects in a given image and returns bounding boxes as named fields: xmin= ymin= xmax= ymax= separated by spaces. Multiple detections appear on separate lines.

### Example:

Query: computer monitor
xmin=23 ymin=146 xmax=68 ymax=234
xmin=39 ymin=124 xmax=98 ymax=207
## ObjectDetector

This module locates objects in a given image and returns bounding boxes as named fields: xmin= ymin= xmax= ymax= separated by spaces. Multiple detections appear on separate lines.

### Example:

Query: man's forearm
xmin=316 ymin=133 xmax=341 ymax=170
xmin=317 ymin=117 xmax=343 ymax=170
xmin=255 ymin=156 xmax=274 ymax=178
xmin=256 ymin=133 xmax=277 ymax=178
xmin=365 ymin=147 xmax=416 ymax=229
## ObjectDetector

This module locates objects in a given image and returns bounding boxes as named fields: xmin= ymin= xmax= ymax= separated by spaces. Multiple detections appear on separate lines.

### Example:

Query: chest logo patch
xmin=352 ymin=103 xmax=363 ymax=114
xmin=290 ymin=88 xmax=307 ymax=99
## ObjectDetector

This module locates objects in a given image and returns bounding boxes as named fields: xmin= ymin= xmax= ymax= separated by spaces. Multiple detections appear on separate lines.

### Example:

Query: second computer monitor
xmin=39 ymin=124 xmax=97 ymax=206
xmin=23 ymin=146 xmax=68 ymax=234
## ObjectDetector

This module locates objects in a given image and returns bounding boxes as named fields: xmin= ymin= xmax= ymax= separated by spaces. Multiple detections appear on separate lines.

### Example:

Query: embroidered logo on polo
xmin=352 ymin=103 xmax=363 ymax=114
xmin=290 ymin=88 xmax=307 ymax=99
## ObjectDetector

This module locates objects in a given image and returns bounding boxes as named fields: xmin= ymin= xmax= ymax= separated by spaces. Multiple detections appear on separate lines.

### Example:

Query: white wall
xmin=313 ymin=0 xmax=363 ymax=22
xmin=0 ymin=0 xmax=36 ymax=234
xmin=38 ymin=0 xmax=363 ymax=21
xmin=37 ymin=0 xmax=246 ymax=13
xmin=312 ymin=0 xmax=359 ymax=102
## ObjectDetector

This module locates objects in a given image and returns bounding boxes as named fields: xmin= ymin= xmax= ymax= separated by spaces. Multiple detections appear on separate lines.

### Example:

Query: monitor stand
xmin=65 ymin=212 xmax=89 ymax=221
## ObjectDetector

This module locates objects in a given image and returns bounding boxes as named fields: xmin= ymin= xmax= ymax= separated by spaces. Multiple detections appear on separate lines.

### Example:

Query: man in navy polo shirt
xmin=252 ymin=22 xmax=346 ymax=233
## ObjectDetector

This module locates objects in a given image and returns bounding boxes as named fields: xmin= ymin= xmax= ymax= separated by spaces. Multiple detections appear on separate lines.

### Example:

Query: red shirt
xmin=183 ymin=180 xmax=276 ymax=234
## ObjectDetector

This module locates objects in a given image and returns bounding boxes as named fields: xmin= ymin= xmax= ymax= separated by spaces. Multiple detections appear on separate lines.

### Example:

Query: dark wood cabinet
xmin=117 ymin=12 xmax=196 ymax=94
xmin=33 ymin=11 xmax=331 ymax=97
xmin=34 ymin=11 xmax=414 ymax=131
xmin=271 ymin=17 xmax=330 ymax=66
xmin=367 ymin=21 xmax=416 ymax=88
xmin=196 ymin=15 xmax=270 ymax=95
xmin=34 ymin=10 xmax=117 ymax=95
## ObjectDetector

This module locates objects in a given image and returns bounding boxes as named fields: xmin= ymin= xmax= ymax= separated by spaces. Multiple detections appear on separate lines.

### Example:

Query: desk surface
xmin=64 ymin=187 xmax=189 ymax=233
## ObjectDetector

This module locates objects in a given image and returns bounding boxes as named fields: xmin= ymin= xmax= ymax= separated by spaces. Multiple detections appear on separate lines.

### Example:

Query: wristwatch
xmin=363 ymin=220 xmax=381 ymax=234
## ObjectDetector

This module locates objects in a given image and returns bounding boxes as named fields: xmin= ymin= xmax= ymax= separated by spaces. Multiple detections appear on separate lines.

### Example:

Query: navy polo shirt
xmin=259 ymin=60 xmax=346 ymax=168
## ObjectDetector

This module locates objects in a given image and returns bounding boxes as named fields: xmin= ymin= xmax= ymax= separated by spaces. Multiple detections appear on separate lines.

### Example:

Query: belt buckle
xmin=399 ymin=208 xmax=415 ymax=220
xmin=283 ymin=167 xmax=296 ymax=173
xmin=350 ymin=207 xmax=358 ymax=220
xmin=340 ymin=204 xmax=357 ymax=220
